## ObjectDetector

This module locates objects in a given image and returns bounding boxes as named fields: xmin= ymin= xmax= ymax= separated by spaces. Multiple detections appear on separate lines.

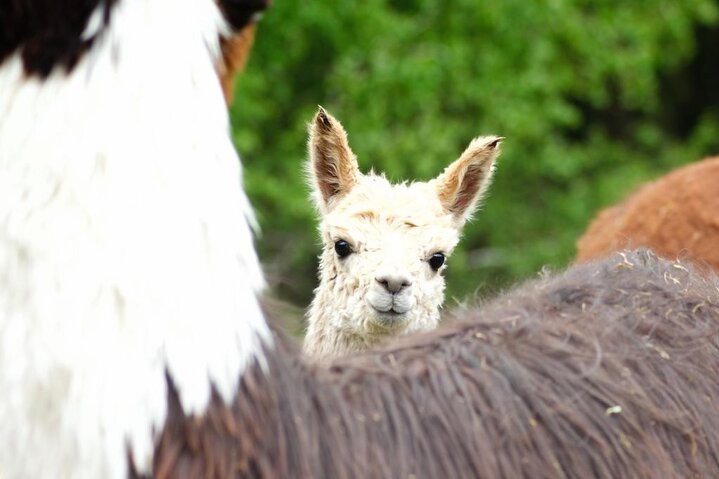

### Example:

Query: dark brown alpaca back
xmin=145 ymin=250 xmax=719 ymax=478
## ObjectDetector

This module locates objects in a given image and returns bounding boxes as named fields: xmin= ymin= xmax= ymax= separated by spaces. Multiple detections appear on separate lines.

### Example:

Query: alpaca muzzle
xmin=366 ymin=282 xmax=416 ymax=318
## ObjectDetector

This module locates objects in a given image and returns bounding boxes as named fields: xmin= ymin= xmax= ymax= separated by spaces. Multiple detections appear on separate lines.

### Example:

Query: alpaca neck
xmin=304 ymin=307 xmax=377 ymax=359
xmin=0 ymin=1 xmax=269 ymax=477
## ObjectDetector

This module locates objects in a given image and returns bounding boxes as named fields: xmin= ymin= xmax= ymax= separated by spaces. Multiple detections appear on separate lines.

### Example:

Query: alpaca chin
xmin=369 ymin=309 xmax=410 ymax=331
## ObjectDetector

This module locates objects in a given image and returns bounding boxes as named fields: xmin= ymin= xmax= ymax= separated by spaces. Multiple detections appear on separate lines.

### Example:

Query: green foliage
xmin=230 ymin=0 xmax=719 ymax=306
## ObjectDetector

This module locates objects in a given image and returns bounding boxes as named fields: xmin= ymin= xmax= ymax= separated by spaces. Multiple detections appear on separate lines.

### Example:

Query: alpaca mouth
xmin=369 ymin=302 xmax=408 ymax=316
xmin=369 ymin=305 xmax=409 ymax=328
xmin=366 ymin=291 xmax=414 ymax=323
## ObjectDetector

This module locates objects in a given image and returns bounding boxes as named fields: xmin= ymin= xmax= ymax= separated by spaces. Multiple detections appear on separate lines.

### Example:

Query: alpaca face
xmin=319 ymin=178 xmax=462 ymax=334
xmin=305 ymin=107 xmax=501 ymax=357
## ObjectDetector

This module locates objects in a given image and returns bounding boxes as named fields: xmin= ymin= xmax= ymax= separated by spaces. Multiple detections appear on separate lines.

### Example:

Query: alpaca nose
xmin=375 ymin=274 xmax=412 ymax=294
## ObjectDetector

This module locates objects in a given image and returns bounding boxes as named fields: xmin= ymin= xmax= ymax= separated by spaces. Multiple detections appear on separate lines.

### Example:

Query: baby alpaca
xmin=304 ymin=107 xmax=501 ymax=359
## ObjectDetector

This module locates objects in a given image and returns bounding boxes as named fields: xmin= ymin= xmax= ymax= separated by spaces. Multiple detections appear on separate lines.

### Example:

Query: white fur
xmin=0 ymin=1 xmax=269 ymax=478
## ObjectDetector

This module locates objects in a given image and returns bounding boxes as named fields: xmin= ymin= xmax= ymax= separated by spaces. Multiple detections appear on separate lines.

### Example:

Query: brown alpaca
xmin=576 ymin=156 xmax=719 ymax=271
xmin=146 ymin=250 xmax=719 ymax=478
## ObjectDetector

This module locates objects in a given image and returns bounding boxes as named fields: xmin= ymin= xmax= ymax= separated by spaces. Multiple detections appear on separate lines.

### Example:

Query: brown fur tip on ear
xmin=470 ymin=135 xmax=503 ymax=154
xmin=461 ymin=135 xmax=503 ymax=168
xmin=316 ymin=106 xmax=332 ymax=129
xmin=486 ymin=136 xmax=504 ymax=150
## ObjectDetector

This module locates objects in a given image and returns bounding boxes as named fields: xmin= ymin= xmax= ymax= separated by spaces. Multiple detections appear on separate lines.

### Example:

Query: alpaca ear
xmin=308 ymin=107 xmax=360 ymax=213
xmin=434 ymin=136 xmax=502 ymax=224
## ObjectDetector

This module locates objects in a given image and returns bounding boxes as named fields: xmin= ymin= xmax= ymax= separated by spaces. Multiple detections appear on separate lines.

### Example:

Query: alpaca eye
xmin=429 ymin=252 xmax=445 ymax=271
xmin=334 ymin=240 xmax=352 ymax=258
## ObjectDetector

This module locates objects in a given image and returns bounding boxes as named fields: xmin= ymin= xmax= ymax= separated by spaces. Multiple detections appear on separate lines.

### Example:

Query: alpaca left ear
xmin=308 ymin=107 xmax=360 ymax=213
xmin=434 ymin=136 xmax=502 ymax=225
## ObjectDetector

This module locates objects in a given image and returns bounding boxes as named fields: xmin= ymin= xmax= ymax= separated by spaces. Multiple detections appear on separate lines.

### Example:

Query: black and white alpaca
xmin=0 ymin=0 xmax=270 ymax=477
xmin=2 ymin=2 xmax=719 ymax=479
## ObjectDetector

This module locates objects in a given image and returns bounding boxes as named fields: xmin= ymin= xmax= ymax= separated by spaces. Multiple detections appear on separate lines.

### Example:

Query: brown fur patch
xmin=576 ymin=156 xmax=719 ymax=273
xmin=352 ymin=210 xmax=379 ymax=221
xmin=215 ymin=0 xmax=271 ymax=103
xmin=218 ymin=24 xmax=258 ymax=103
xmin=140 ymin=250 xmax=719 ymax=478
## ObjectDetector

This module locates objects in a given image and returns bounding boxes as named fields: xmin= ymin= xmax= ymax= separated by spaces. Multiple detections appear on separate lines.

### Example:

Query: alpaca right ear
xmin=308 ymin=107 xmax=360 ymax=213
xmin=434 ymin=136 xmax=502 ymax=225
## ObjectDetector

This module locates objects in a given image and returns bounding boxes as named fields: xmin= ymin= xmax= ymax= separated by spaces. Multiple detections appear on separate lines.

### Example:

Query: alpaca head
xmin=305 ymin=107 xmax=501 ymax=355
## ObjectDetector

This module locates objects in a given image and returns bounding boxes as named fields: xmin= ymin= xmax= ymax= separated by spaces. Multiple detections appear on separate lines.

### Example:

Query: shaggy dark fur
xmin=140 ymin=250 xmax=719 ymax=478
xmin=218 ymin=0 xmax=271 ymax=32
xmin=0 ymin=0 xmax=116 ymax=77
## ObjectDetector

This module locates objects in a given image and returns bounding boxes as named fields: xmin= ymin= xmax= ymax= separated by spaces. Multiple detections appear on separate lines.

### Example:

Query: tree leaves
xmin=230 ymin=0 xmax=719 ymax=306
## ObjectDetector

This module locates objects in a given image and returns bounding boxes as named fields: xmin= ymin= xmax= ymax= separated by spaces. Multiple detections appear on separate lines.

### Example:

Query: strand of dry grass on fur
xmin=141 ymin=250 xmax=719 ymax=478
xmin=576 ymin=156 xmax=719 ymax=273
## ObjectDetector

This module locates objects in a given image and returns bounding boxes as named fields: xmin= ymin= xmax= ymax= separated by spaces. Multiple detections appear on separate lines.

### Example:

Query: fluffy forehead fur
xmin=304 ymin=107 xmax=501 ymax=359
xmin=324 ymin=176 xmax=461 ymax=255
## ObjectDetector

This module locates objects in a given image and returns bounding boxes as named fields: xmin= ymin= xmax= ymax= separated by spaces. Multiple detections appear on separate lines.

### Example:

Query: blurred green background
xmin=229 ymin=0 xmax=719 ymax=312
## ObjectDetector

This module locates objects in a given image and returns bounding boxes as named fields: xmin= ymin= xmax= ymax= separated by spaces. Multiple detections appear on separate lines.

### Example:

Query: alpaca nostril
xmin=375 ymin=274 xmax=412 ymax=294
